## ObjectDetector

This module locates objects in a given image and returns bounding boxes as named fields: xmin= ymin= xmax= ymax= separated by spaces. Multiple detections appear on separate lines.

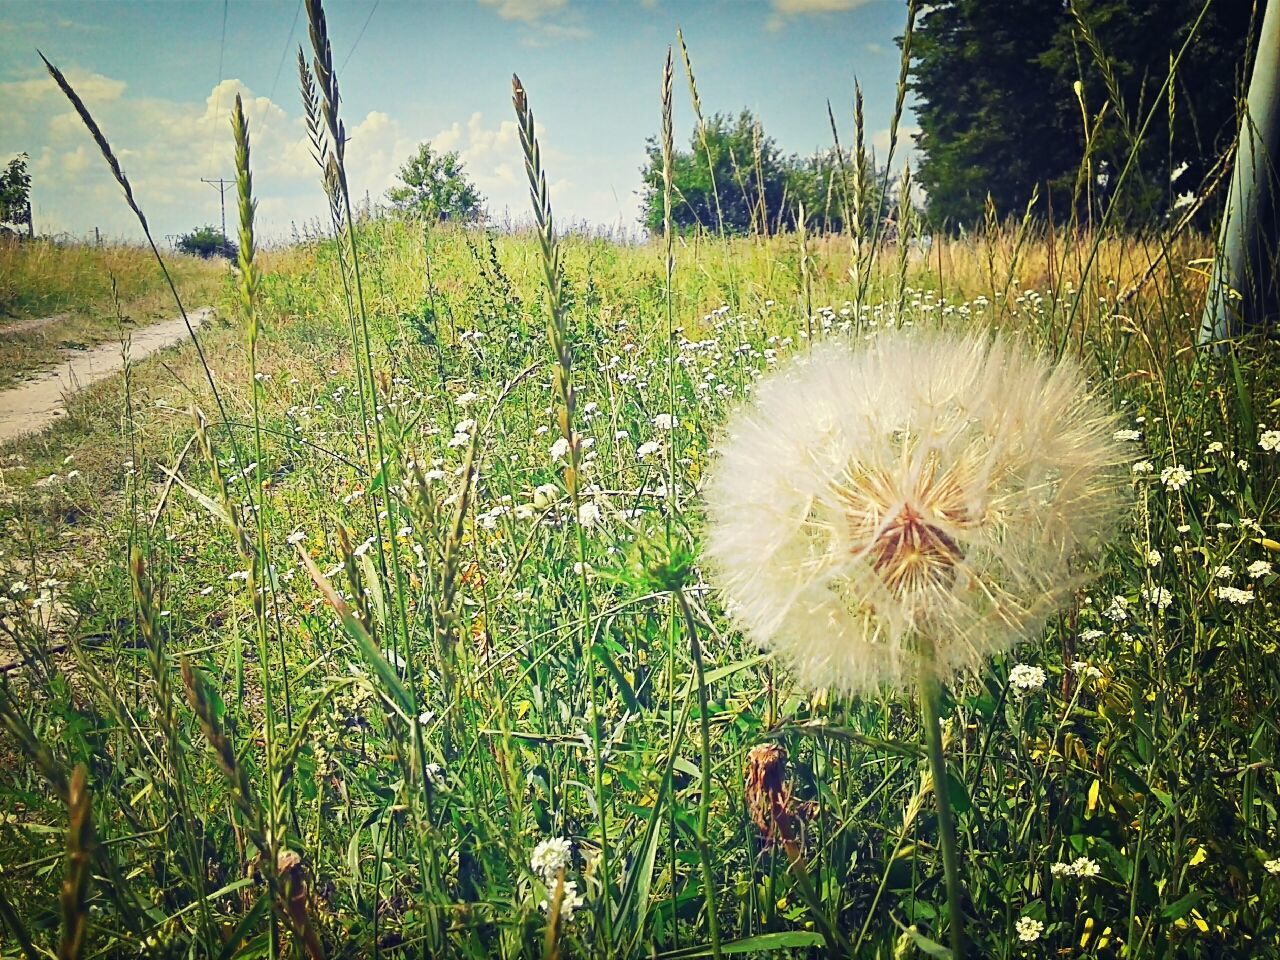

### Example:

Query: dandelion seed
xmin=1247 ymin=560 xmax=1272 ymax=579
xmin=1015 ymin=916 xmax=1044 ymax=942
xmin=703 ymin=333 xmax=1126 ymax=693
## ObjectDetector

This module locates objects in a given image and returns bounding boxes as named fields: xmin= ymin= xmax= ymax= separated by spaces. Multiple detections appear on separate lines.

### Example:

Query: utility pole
xmin=1200 ymin=0 xmax=1280 ymax=345
xmin=201 ymin=176 xmax=234 ymax=238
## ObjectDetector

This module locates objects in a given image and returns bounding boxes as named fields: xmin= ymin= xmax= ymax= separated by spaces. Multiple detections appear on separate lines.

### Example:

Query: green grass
xmin=0 ymin=236 xmax=226 ymax=387
xmin=1 ymin=213 xmax=1278 ymax=958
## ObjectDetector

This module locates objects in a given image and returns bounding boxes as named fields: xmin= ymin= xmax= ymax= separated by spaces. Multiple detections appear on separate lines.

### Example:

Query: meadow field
xmin=2 ymin=5 xmax=1279 ymax=960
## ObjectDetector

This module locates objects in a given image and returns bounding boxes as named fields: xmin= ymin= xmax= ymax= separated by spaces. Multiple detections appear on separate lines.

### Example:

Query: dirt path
xmin=0 ymin=307 xmax=213 ymax=445
xmin=0 ymin=312 xmax=72 ymax=336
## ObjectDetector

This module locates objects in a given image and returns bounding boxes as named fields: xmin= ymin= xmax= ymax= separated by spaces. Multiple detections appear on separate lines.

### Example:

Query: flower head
xmin=703 ymin=332 xmax=1125 ymax=694
xmin=530 ymin=837 xmax=573 ymax=882
xmin=1015 ymin=916 xmax=1044 ymax=942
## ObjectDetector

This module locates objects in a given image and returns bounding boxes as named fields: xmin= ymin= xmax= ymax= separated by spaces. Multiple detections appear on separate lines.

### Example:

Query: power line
xmin=340 ymin=0 xmax=380 ymax=72
xmin=201 ymin=177 xmax=234 ymax=237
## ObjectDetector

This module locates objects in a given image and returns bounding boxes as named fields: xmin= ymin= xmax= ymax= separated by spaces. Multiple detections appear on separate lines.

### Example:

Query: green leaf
xmin=1161 ymin=890 xmax=1204 ymax=922
xmin=655 ymin=930 xmax=826 ymax=958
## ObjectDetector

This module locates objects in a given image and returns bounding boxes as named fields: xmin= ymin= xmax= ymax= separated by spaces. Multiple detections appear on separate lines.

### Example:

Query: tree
xmin=387 ymin=143 xmax=482 ymax=222
xmin=639 ymin=110 xmax=890 ymax=236
xmin=911 ymin=0 xmax=1256 ymax=228
xmin=177 ymin=225 xmax=237 ymax=260
xmin=0 ymin=154 xmax=32 ymax=236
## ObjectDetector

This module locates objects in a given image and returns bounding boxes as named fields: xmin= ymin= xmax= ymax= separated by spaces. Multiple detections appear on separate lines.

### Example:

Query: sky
xmin=0 ymin=0 xmax=916 ymax=243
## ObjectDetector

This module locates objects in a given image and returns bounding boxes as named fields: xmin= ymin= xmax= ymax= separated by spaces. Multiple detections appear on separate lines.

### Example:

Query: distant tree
xmin=177 ymin=225 xmax=237 ymax=260
xmin=387 ymin=143 xmax=483 ymax=222
xmin=640 ymin=110 xmax=890 ymax=236
xmin=911 ymin=0 xmax=1256 ymax=228
xmin=0 ymin=153 xmax=32 ymax=236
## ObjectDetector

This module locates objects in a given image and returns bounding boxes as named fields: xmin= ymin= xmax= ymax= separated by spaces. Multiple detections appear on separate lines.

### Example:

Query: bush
xmin=177 ymin=225 xmax=237 ymax=260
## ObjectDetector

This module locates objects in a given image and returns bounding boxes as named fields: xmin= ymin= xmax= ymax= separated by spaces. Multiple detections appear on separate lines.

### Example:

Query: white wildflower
xmin=1247 ymin=560 xmax=1272 ymax=579
xmin=539 ymin=878 xmax=585 ymax=922
xmin=1260 ymin=430 xmax=1280 ymax=452
xmin=703 ymin=333 xmax=1125 ymax=693
xmin=653 ymin=413 xmax=676 ymax=431
xmin=549 ymin=437 xmax=571 ymax=462
xmin=1145 ymin=549 xmax=1162 ymax=566
xmin=1132 ymin=460 xmax=1154 ymax=475
xmin=1072 ymin=856 xmax=1101 ymax=877
xmin=530 ymin=837 xmax=573 ymax=883
xmin=1008 ymin=664 xmax=1047 ymax=694
xmin=1015 ymin=916 xmax=1044 ymax=942
xmin=286 ymin=530 xmax=307 ymax=546
xmin=1113 ymin=429 xmax=1141 ymax=442
xmin=1160 ymin=464 xmax=1192 ymax=491
xmin=1265 ymin=858 xmax=1280 ymax=875
xmin=455 ymin=392 xmax=479 ymax=408
xmin=1214 ymin=565 xmax=1233 ymax=580
xmin=577 ymin=502 xmax=602 ymax=527
xmin=1142 ymin=586 xmax=1173 ymax=610
xmin=1217 ymin=586 xmax=1254 ymax=605
xmin=1104 ymin=596 xmax=1130 ymax=622
xmin=636 ymin=440 xmax=662 ymax=460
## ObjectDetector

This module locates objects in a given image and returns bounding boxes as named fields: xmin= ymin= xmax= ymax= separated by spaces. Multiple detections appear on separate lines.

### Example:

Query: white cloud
xmin=4 ymin=64 xmax=628 ymax=241
xmin=772 ymin=0 xmax=880 ymax=12
xmin=478 ymin=0 xmax=567 ymax=21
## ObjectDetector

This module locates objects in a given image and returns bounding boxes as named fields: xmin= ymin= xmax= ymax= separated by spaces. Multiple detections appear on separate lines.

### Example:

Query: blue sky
xmin=1 ymin=0 xmax=915 ymax=242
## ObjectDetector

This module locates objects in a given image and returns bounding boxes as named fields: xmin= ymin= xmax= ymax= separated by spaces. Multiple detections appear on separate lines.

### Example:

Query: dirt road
xmin=0 ymin=307 xmax=212 ymax=445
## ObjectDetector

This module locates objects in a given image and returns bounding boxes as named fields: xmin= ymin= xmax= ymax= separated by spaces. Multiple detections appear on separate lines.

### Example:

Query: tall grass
xmin=1 ymin=3 xmax=1278 ymax=959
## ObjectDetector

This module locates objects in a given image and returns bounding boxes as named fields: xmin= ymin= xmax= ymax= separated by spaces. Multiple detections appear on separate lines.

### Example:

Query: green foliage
xmin=0 ymin=153 xmax=32 ymax=233
xmin=639 ymin=110 xmax=889 ymax=235
xmin=912 ymin=0 xmax=1255 ymax=227
xmin=386 ymin=141 xmax=483 ymax=222
xmin=176 ymin=224 xmax=237 ymax=260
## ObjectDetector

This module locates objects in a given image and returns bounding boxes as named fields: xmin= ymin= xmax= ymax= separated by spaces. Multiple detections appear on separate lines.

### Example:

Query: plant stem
xmin=919 ymin=664 xmax=966 ymax=959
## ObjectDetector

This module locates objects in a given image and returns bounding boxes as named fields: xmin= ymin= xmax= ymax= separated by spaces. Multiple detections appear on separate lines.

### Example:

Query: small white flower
xmin=453 ymin=418 xmax=475 ymax=435
xmin=1172 ymin=191 xmax=1195 ymax=210
xmin=1206 ymin=441 xmax=1224 ymax=454
xmin=455 ymin=391 xmax=479 ymax=408
xmin=1141 ymin=586 xmax=1173 ymax=610
xmin=1015 ymin=916 xmax=1044 ymax=942
xmin=1260 ymin=430 xmax=1280 ymax=452
xmin=577 ymin=502 xmax=602 ymax=527
xmin=653 ymin=413 xmax=676 ymax=431
xmin=1264 ymin=857 xmax=1280 ymax=875
xmin=1071 ymin=659 xmax=1103 ymax=680
xmin=1217 ymin=586 xmax=1255 ymax=605
xmin=1247 ymin=560 xmax=1272 ymax=579
xmin=636 ymin=440 xmax=662 ymax=460
xmin=1104 ymin=595 xmax=1130 ymax=622
xmin=1072 ymin=856 xmax=1101 ymax=878
xmin=1214 ymin=565 xmax=1233 ymax=580
xmin=1145 ymin=549 xmax=1162 ymax=566
xmin=286 ymin=530 xmax=307 ymax=546
xmin=1008 ymin=664 xmax=1047 ymax=694
xmin=1132 ymin=460 xmax=1155 ymax=475
xmin=530 ymin=837 xmax=573 ymax=882
xmin=539 ymin=878 xmax=585 ymax=922
xmin=549 ymin=437 xmax=571 ymax=462
xmin=448 ymin=433 xmax=470 ymax=448
xmin=1160 ymin=464 xmax=1192 ymax=491
xmin=1113 ymin=429 xmax=1141 ymax=441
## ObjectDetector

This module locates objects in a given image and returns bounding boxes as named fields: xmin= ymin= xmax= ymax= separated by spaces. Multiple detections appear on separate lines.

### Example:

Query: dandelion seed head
xmin=703 ymin=332 xmax=1126 ymax=694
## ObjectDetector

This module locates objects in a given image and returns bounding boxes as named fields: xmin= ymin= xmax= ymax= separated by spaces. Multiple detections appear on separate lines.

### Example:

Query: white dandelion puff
xmin=702 ymin=332 xmax=1127 ymax=694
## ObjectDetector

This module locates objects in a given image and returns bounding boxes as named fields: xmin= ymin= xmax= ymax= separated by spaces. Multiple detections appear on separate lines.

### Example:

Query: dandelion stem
xmin=919 ymin=663 xmax=966 ymax=958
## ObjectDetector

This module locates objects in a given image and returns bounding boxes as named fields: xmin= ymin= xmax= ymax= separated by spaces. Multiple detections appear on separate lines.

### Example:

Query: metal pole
xmin=1200 ymin=0 xmax=1280 ymax=345
xmin=201 ymin=176 xmax=233 ymax=238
